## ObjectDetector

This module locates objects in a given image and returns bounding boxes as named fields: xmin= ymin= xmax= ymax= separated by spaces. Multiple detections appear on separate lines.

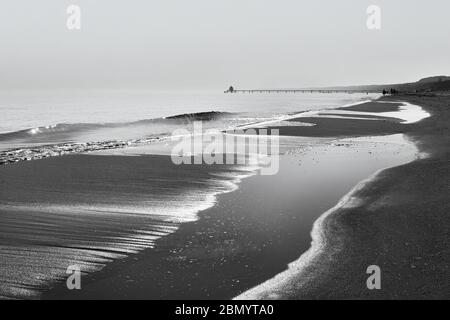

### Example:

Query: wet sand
xmin=39 ymin=98 xmax=427 ymax=299
xmin=338 ymin=101 xmax=402 ymax=113
xmin=237 ymin=94 xmax=450 ymax=299
xmin=0 ymin=155 xmax=251 ymax=299
xmin=274 ymin=116 xmax=405 ymax=138
xmin=39 ymin=136 xmax=417 ymax=299
xmin=2 ymin=96 xmax=446 ymax=300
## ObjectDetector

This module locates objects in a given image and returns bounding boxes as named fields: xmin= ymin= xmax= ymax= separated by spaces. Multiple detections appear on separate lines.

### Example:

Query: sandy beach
xmin=237 ymin=94 xmax=450 ymax=299
xmin=37 ymin=96 xmax=439 ymax=299
xmin=1 ymin=95 xmax=447 ymax=300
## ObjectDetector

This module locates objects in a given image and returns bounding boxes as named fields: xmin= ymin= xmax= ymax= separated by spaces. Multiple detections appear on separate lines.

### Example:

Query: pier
xmin=224 ymin=86 xmax=372 ymax=94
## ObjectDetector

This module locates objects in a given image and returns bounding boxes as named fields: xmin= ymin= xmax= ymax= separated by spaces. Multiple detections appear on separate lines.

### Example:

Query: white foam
xmin=234 ymin=133 xmax=424 ymax=300
xmin=313 ymin=101 xmax=431 ymax=124
xmin=379 ymin=101 xmax=430 ymax=124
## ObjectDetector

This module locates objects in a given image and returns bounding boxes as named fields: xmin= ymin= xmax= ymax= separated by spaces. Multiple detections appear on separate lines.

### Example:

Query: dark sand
xmin=41 ymin=137 xmax=416 ymax=300
xmin=265 ymin=102 xmax=406 ymax=138
xmin=2 ymin=97 xmax=448 ymax=300
xmin=240 ymin=94 xmax=450 ymax=299
xmin=37 ymin=99 xmax=420 ymax=300
xmin=0 ymin=155 xmax=248 ymax=299
xmin=304 ymin=95 xmax=450 ymax=299
xmin=317 ymin=113 xmax=401 ymax=121
xmin=338 ymin=101 xmax=403 ymax=113
xmin=275 ymin=117 xmax=405 ymax=138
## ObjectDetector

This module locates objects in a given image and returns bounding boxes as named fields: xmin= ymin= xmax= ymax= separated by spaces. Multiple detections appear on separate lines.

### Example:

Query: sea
xmin=0 ymin=90 xmax=376 ymax=151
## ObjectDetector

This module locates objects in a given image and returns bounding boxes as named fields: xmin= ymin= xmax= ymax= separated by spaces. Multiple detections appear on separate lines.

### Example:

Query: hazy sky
xmin=1 ymin=0 xmax=449 ymax=91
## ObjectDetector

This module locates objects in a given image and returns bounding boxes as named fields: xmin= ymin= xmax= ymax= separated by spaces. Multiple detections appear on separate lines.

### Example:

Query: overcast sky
xmin=1 ymin=0 xmax=449 ymax=91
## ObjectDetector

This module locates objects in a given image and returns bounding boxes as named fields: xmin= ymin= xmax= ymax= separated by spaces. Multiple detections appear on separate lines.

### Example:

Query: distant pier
xmin=224 ymin=86 xmax=371 ymax=94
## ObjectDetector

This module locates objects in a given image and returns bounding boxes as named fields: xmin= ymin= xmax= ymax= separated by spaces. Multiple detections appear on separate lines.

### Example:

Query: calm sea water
xmin=0 ymin=90 xmax=377 ymax=132
xmin=0 ymin=90 xmax=377 ymax=151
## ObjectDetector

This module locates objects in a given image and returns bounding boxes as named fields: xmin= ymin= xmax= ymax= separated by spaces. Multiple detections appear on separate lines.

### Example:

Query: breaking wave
xmin=0 ymin=111 xmax=231 ymax=141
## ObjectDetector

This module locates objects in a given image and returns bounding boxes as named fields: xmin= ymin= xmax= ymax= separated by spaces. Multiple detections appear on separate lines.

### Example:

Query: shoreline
xmin=0 ymin=154 xmax=258 ymax=300
xmin=237 ymin=94 xmax=450 ymax=299
xmin=1 ymin=95 xmax=446 ymax=299
xmin=41 ymin=134 xmax=417 ymax=300
xmin=40 ymin=98 xmax=425 ymax=299
xmin=235 ymin=165 xmax=411 ymax=300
